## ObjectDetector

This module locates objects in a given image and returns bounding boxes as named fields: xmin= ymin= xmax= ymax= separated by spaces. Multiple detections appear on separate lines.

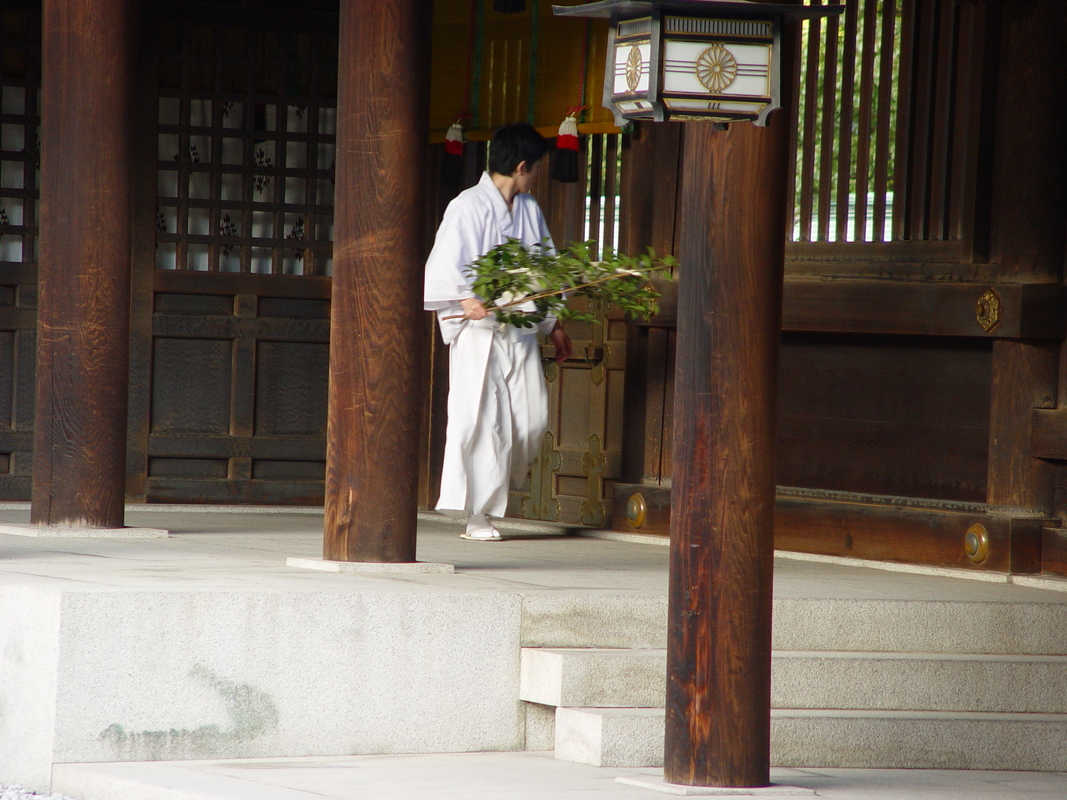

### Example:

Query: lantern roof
xmin=553 ymin=0 xmax=844 ymax=22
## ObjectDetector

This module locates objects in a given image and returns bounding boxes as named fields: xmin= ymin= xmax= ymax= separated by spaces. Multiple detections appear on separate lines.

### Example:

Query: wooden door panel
xmin=254 ymin=340 xmax=329 ymax=437
xmin=141 ymin=280 xmax=330 ymax=504
xmin=151 ymin=337 xmax=234 ymax=434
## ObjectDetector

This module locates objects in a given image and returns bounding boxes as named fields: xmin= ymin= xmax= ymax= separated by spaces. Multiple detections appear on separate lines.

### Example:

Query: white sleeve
xmin=424 ymin=201 xmax=483 ymax=312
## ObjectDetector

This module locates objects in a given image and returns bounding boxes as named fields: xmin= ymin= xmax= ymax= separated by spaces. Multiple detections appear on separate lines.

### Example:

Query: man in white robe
xmin=424 ymin=123 xmax=572 ymax=540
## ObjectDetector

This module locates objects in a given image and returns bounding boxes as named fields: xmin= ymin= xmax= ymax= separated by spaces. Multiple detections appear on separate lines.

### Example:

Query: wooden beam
xmin=323 ymin=0 xmax=431 ymax=562
xmin=32 ymin=0 xmax=135 ymax=527
xmin=774 ymin=494 xmax=1043 ymax=575
xmin=664 ymin=112 xmax=789 ymax=785
xmin=612 ymin=483 xmax=1044 ymax=574
xmin=783 ymin=281 xmax=1064 ymax=339
xmin=636 ymin=279 xmax=1065 ymax=340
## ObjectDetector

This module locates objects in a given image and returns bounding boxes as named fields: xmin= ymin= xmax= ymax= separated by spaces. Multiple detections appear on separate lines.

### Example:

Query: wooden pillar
xmin=323 ymin=0 xmax=431 ymax=562
xmin=32 ymin=0 xmax=135 ymax=527
xmin=985 ymin=0 xmax=1067 ymax=519
xmin=663 ymin=114 xmax=791 ymax=785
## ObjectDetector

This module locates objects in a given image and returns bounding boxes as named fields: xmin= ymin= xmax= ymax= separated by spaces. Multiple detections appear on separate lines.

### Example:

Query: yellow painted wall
xmin=429 ymin=0 xmax=619 ymax=141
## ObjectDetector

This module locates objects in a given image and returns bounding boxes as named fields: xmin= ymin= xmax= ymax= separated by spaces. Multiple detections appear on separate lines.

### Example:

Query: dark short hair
xmin=488 ymin=122 xmax=549 ymax=176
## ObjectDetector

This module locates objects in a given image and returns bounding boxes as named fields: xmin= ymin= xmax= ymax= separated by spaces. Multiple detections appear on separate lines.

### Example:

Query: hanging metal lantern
xmin=553 ymin=0 xmax=843 ymax=126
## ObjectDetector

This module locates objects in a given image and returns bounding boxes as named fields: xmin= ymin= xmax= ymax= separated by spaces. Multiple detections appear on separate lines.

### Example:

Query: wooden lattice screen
xmin=583 ymin=134 xmax=623 ymax=259
xmin=0 ymin=2 xmax=39 ymax=497
xmin=792 ymin=0 xmax=988 ymax=249
xmin=0 ymin=5 xmax=38 ymax=268
xmin=154 ymin=19 xmax=338 ymax=276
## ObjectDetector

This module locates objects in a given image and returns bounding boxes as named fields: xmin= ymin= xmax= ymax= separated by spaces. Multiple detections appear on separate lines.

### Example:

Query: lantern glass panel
xmin=613 ymin=42 xmax=652 ymax=96
xmin=662 ymin=40 xmax=771 ymax=98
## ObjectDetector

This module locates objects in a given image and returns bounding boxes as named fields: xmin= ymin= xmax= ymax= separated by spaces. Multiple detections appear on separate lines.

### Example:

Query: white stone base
xmin=0 ymin=523 xmax=168 ymax=538
xmin=285 ymin=557 xmax=454 ymax=574
xmin=555 ymin=706 xmax=1067 ymax=771
xmin=616 ymin=776 xmax=815 ymax=796
xmin=556 ymin=707 xmax=664 ymax=767
xmin=0 ymin=584 xmax=520 ymax=794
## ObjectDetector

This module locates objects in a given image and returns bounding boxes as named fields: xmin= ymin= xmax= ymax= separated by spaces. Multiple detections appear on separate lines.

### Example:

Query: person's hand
xmin=550 ymin=322 xmax=572 ymax=363
xmin=460 ymin=298 xmax=490 ymax=320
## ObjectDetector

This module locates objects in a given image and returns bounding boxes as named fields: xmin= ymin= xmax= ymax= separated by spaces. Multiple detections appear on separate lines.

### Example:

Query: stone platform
xmin=3 ymin=504 xmax=1067 ymax=797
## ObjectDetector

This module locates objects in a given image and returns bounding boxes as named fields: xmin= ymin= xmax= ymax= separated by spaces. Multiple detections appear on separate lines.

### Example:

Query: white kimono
xmin=424 ymin=172 xmax=557 ymax=519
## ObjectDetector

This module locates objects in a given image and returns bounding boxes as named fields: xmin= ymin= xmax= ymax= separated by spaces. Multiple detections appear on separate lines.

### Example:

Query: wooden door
xmin=506 ymin=133 xmax=630 ymax=526
xmin=126 ymin=5 xmax=338 ymax=504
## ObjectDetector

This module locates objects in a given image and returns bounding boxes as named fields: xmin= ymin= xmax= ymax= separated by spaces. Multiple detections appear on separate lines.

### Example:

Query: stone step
xmin=520 ymin=595 xmax=1067 ymax=654
xmin=522 ymin=647 xmax=1067 ymax=714
xmin=772 ymin=650 xmax=1067 ymax=714
xmin=520 ymin=648 xmax=666 ymax=709
xmin=554 ymin=706 xmax=1067 ymax=771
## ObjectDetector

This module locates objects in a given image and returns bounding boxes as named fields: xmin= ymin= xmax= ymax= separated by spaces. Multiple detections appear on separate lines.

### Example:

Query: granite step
xmin=554 ymin=706 xmax=1067 ymax=771
xmin=521 ymin=647 xmax=1067 ymax=714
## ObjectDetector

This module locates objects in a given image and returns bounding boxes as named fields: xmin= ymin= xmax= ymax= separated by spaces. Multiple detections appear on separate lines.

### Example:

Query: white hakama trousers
xmin=436 ymin=318 xmax=549 ymax=519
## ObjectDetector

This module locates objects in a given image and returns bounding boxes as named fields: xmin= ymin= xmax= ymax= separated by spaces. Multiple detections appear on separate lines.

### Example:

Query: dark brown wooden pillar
xmin=323 ymin=0 xmax=431 ymax=562
xmin=32 ymin=0 xmax=135 ymax=527
xmin=985 ymin=0 xmax=1067 ymax=520
xmin=663 ymin=113 xmax=791 ymax=785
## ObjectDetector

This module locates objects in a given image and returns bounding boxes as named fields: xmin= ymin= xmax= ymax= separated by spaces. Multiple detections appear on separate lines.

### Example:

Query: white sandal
xmin=462 ymin=514 xmax=503 ymax=541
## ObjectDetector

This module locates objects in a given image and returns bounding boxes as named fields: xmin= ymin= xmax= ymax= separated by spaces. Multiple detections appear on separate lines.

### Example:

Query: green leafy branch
xmin=457 ymin=238 xmax=674 ymax=329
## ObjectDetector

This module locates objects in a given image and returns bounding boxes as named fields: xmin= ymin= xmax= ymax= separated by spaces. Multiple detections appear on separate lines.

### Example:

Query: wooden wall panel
xmin=254 ymin=340 xmax=329 ymax=437
xmin=777 ymin=333 xmax=991 ymax=502
xmin=150 ymin=337 xmax=234 ymax=434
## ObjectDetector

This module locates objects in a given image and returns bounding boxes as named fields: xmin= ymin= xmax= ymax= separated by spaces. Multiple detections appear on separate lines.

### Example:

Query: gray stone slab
xmin=45 ymin=755 xmax=1067 ymax=800
xmin=772 ymin=651 xmax=1067 ymax=713
xmin=285 ymin=557 xmax=454 ymax=574
xmin=616 ymin=776 xmax=816 ymax=796
xmin=555 ymin=707 xmax=665 ymax=768
xmin=554 ymin=706 xmax=1067 ymax=772
xmin=521 ymin=647 xmax=667 ymax=707
xmin=0 ymin=586 xmax=61 ymax=790
xmin=0 ymin=523 xmax=168 ymax=538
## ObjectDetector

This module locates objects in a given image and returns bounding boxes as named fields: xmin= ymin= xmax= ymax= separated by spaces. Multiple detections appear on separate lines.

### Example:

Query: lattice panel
xmin=155 ymin=22 xmax=338 ymax=275
xmin=0 ymin=6 xmax=39 ymax=267
xmin=792 ymin=0 xmax=985 ymax=244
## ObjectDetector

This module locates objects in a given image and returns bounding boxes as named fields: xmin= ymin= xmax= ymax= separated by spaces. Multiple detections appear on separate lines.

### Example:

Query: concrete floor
xmin=47 ymin=753 xmax=1067 ymax=800
xmin=4 ymin=503 xmax=1067 ymax=800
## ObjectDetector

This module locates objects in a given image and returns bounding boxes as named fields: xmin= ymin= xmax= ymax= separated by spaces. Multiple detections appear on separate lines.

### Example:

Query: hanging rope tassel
xmin=551 ymin=110 xmax=581 ymax=183
xmin=442 ymin=119 xmax=465 ymax=187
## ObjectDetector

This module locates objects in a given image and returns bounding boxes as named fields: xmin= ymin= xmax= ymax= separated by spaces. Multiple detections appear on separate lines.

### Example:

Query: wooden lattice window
xmin=155 ymin=20 xmax=338 ymax=275
xmin=583 ymin=133 xmax=624 ymax=259
xmin=0 ymin=5 xmax=39 ymax=266
xmin=792 ymin=0 xmax=986 ymax=245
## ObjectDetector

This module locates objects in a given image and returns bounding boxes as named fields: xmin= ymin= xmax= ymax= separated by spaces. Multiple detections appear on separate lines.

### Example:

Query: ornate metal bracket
xmin=523 ymin=430 xmax=562 ymax=522
xmin=580 ymin=433 xmax=607 ymax=527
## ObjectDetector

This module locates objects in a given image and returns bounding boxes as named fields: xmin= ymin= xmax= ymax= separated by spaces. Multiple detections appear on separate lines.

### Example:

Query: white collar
xmin=478 ymin=171 xmax=514 ymax=230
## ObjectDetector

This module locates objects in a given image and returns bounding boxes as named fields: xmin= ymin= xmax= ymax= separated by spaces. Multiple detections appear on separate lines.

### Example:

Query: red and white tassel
xmin=442 ymin=119 xmax=465 ymax=187
xmin=551 ymin=111 xmax=580 ymax=183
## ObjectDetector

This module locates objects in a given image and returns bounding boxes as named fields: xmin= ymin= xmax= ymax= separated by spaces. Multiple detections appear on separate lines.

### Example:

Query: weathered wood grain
xmin=32 ymin=0 xmax=135 ymax=527
xmin=664 ymin=110 xmax=790 ymax=786
xmin=987 ymin=341 xmax=1058 ymax=515
xmin=637 ymin=279 xmax=1065 ymax=340
xmin=613 ymin=483 xmax=1044 ymax=574
xmin=323 ymin=0 xmax=431 ymax=562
